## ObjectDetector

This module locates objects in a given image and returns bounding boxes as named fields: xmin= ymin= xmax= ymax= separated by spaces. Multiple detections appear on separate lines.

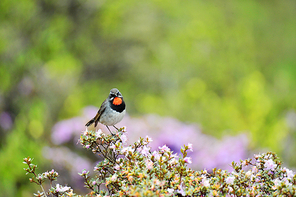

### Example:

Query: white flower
xmin=141 ymin=146 xmax=150 ymax=156
xmin=95 ymin=129 xmax=103 ymax=138
xmin=176 ymin=185 xmax=185 ymax=196
xmin=264 ymin=159 xmax=277 ymax=170
xmin=120 ymin=147 xmax=133 ymax=155
xmin=172 ymin=153 xmax=179 ymax=159
xmin=153 ymin=179 xmax=160 ymax=185
xmin=145 ymin=159 xmax=154 ymax=170
xmin=110 ymin=174 xmax=118 ymax=181
xmin=167 ymin=188 xmax=174 ymax=194
xmin=245 ymin=170 xmax=252 ymax=178
xmin=56 ymin=184 xmax=71 ymax=192
xmin=226 ymin=176 xmax=235 ymax=184
xmin=272 ymin=178 xmax=282 ymax=189
xmin=184 ymin=157 xmax=192 ymax=164
xmin=284 ymin=167 xmax=295 ymax=179
xmin=252 ymin=166 xmax=258 ymax=174
xmin=169 ymin=158 xmax=178 ymax=165
xmin=146 ymin=135 xmax=153 ymax=143
xmin=159 ymin=145 xmax=170 ymax=153
xmin=201 ymin=177 xmax=210 ymax=187
xmin=120 ymin=134 xmax=128 ymax=143
xmin=114 ymin=164 xmax=120 ymax=170
xmin=109 ymin=144 xmax=116 ymax=150
xmin=152 ymin=151 xmax=161 ymax=161
xmin=187 ymin=143 xmax=193 ymax=152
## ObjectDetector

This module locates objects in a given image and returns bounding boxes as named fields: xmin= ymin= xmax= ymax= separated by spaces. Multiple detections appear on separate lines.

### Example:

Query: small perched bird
xmin=85 ymin=88 xmax=126 ymax=134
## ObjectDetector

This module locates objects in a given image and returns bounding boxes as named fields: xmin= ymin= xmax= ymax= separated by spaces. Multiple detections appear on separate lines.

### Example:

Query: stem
xmin=28 ymin=164 xmax=47 ymax=197
xmin=40 ymin=184 xmax=47 ymax=197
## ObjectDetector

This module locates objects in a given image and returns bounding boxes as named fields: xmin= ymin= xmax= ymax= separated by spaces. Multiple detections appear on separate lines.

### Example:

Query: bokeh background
xmin=1 ymin=0 xmax=296 ymax=196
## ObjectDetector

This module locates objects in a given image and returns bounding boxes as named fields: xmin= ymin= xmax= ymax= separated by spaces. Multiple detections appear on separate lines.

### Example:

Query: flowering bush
xmin=24 ymin=127 xmax=296 ymax=196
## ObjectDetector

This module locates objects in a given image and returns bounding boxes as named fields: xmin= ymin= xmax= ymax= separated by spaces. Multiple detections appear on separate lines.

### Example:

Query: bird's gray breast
xmin=99 ymin=106 xmax=126 ymax=126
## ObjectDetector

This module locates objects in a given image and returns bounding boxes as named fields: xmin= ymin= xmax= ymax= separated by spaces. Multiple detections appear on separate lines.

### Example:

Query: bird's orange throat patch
xmin=113 ymin=97 xmax=122 ymax=105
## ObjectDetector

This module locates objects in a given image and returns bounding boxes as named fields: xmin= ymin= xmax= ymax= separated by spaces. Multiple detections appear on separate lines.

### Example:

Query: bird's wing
xmin=85 ymin=99 xmax=107 ymax=127
xmin=94 ymin=99 xmax=107 ymax=127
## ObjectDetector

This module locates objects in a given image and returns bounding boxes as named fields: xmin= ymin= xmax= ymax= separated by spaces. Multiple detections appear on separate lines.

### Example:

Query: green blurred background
xmin=0 ymin=0 xmax=296 ymax=196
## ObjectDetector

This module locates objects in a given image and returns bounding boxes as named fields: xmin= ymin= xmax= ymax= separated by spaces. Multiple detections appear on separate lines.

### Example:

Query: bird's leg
xmin=113 ymin=125 xmax=119 ymax=131
xmin=106 ymin=125 xmax=114 ymax=135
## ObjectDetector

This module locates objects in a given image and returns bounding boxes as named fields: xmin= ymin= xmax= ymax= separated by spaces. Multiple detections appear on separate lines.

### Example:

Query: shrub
xmin=24 ymin=127 xmax=296 ymax=196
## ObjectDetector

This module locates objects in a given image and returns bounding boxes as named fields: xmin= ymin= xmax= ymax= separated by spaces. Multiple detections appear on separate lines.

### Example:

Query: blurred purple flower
xmin=51 ymin=117 xmax=85 ymax=145
xmin=119 ymin=113 xmax=249 ymax=170
xmin=51 ymin=106 xmax=250 ymax=171
xmin=43 ymin=146 xmax=92 ymax=189
xmin=0 ymin=112 xmax=12 ymax=130
xmin=51 ymin=106 xmax=116 ymax=145
xmin=43 ymin=146 xmax=91 ymax=174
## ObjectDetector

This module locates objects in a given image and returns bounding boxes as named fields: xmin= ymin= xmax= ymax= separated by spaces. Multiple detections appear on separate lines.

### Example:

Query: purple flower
xmin=51 ymin=117 xmax=85 ymax=145
xmin=42 ymin=146 xmax=91 ymax=188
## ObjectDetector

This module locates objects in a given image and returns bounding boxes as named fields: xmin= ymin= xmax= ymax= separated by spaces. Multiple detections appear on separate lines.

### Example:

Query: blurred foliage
xmin=0 ymin=0 xmax=296 ymax=196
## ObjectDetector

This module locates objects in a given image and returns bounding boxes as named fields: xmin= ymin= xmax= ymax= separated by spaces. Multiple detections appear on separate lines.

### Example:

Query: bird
xmin=85 ymin=88 xmax=126 ymax=134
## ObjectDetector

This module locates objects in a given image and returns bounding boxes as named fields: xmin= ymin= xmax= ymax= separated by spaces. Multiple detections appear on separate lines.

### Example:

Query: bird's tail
xmin=85 ymin=118 xmax=95 ymax=127
xmin=85 ymin=112 xmax=100 ymax=127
